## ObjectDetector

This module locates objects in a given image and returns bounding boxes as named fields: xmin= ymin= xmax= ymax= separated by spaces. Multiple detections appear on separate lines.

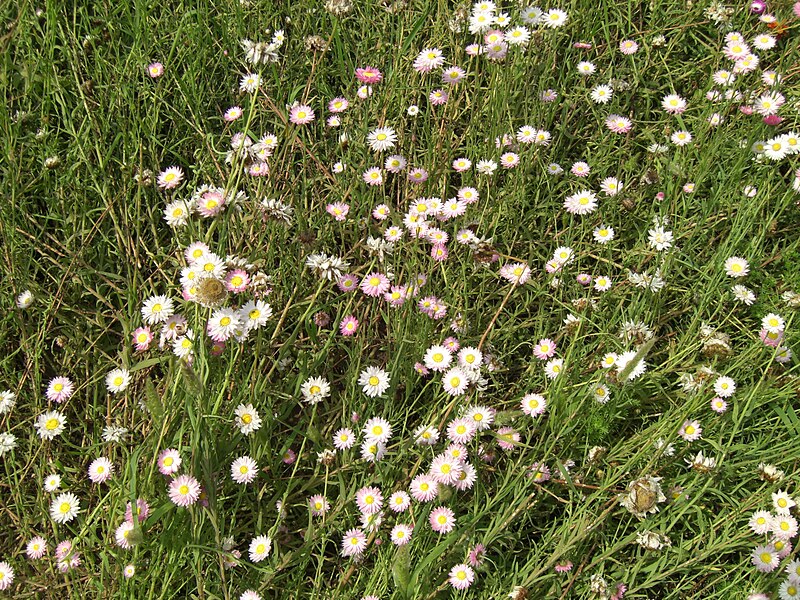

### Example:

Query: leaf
xmin=392 ymin=544 xmax=412 ymax=598
xmin=143 ymin=377 xmax=163 ymax=419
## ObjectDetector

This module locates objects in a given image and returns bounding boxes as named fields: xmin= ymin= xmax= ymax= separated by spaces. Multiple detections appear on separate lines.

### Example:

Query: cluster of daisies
xmin=749 ymin=490 xmax=800 ymax=600
xmin=5 ymin=0 xmax=800 ymax=597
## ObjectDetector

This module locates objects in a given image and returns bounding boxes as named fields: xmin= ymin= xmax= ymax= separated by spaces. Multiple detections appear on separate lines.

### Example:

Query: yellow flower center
xmin=242 ymin=414 xmax=252 ymax=424
xmin=310 ymin=385 xmax=321 ymax=395
xmin=368 ymin=376 xmax=379 ymax=386
xmin=164 ymin=457 xmax=173 ymax=466
xmin=179 ymin=485 xmax=189 ymax=495
xmin=377 ymin=133 xmax=386 ymax=141
xmin=685 ymin=426 xmax=695 ymax=435
xmin=441 ymin=464 xmax=451 ymax=474
xmin=256 ymin=544 xmax=265 ymax=553
xmin=45 ymin=418 xmax=59 ymax=430
xmin=113 ymin=376 xmax=123 ymax=386
xmin=220 ymin=317 xmax=231 ymax=327
xmin=54 ymin=383 xmax=64 ymax=392
xmin=60 ymin=502 xmax=71 ymax=513
xmin=240 ymin=465 xmax=249 ymax=474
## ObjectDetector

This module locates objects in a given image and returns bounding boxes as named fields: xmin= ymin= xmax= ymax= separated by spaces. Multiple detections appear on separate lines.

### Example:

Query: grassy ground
xmin=2 ymin=0 xmax=800 ymax=598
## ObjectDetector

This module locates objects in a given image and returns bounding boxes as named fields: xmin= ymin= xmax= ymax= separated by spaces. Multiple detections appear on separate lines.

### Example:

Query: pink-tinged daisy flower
xmin=363 ymin=417 xmax=392 ymax=444
xmin=500 ymin=152 xmax=520 ymax=168
xmin=429 ymin=89 xmax=448 ymax=105
xmin=26 ymin=536 xmax=47 ymax=559
xmin=341 ymin=528 xmax=368 ymax=557
xmin=168 ymin=474 xmax=201 ymax=507
xmin=231 ymin=456 xmax=258 ymax=484
xmin=528 ymin=462 xmax=551 ymax=483
xmin=752 ymin=545 xmax=779 ymax=572
xmin=533 ymin=338 xmax=556 ymax=360
xmin=356 ymin=85 xmax=372 ymax=99
xmin=225 ymin=269 xmax=250 ymax=293
xmin=356 ymin=486 xmax=383 ymax=515
xmin=521 ymin=393 xmax=547 ymax=417
xmin=337 ymin=274 xmax=359 ymax=293
xmin=249 ymin=535 xmax=272 ymax=562
xmin=431 ymin=243 xmax=448 ymax=262
xmin=407 ymin=167 xmax=429 ymax=184
xmin=55 ymin=540 xmax=75 ymax=562
xmin=223 ymin=106 xmax=242 ymax=122
xmin=761 ymin=328 xmax=784 ymax=347
xmin=333 ymin=427 xmax=355 ymax=450
xmin=362 ymin=167 xmax=384 ymax=186
xmin=132 ymin=326 xmax=153 ymax=351
xmin=289 ymin=105 xmax=315 ymax=125
xmin=619 ymin=39 xmax=639 ymax=54
xmin=678 ymin=419 xmax=702 ymax=442
xmin=360 ymin=272 xmax=390 ymax=297
xmin=465 ymin=43 xmax=483 ymax=57
xmin=385 ymin=155 xmax=406 ymax=173
xmin=282 ymin=448 xmax=296 ymax=464
xmin=125 ymin=499 xmax=150 ymax=524
xmin=46 ymin=377 xmax=74 ymax=403
xmin=196 ymin=188 xmax=226 ymax=217
xmin=499 ymin=262 xmax=531 ymax=285
xmin=429 ymin=506 xmax=456 ymax=533
xmin=605 ymin=115 xmax=633 ymax=134
xmin=430 ymin=453 xmax=463 ymax=485
xmin=564 ymin=190 xmax=598 ymax=215
xmin=390 ymin=524 xmax=413 ymax=546
xmin=339 ymin=315 xmax=359 ymax=336
xmin=468 ymin=543 xmax=486 ymax=567
xmin=555 ymin=561 xmax=573 ymax=573
xmin=710 ymin=396 xmax=728 ymax=413
xmin=385 ymin=285 xmax=407 ymax=307
xmin=327 ymin=116 xmax=340 ymax=129
xmin=410 ymin=474 xmax=439 ymax=502
xmin=355 ymin=66 xmax=382 ymax=84
xmin=571 ymin=161 xmax=590 ymax=177
xmin=442 ymin=66 xmax=466 ymax=85
xmin=497 ymin=426 xmax=520 ymax=451
xmin=452 ymin=157 xmax=471 ymax=172
xmin=328 ymin=97 xmax=349 ymax=112
xmin=308 ymin=494 xmax=330 ymax=516
xmin=157 ymin=166 xmax=184 ymax=190
xmin=248 ymin=162 xmax=269 ymax=177
xmin=326 ymin=202 xmax=350 ymax=221
xmin=446 ymin=417 xmax=476 ymax=443
xmin=115 ymin=521 xmax=136 ymax=549
xmin=123 ymin=564 xmax=136 ymax=579
xmin=389 ymin=491 xmax=411 ymax=513
xmin=448 ymin=564 xmax=475 ymax=590
xmin=414 ymin=48 xmax=446 ymax=73
xmin=147 ymin=62 xmax=164 ymax=78
xmin=372 ymin=204 xmax=390 ymax=220
xmin=157 ymin=448 xmax=182 ymax=475
xmin=88 ymin=457 xmax=114 ymax=484
xmin=0 ymin=561 xmax=14 ymax=591
xmin=671 ymin=130 xmax=692 ymax=146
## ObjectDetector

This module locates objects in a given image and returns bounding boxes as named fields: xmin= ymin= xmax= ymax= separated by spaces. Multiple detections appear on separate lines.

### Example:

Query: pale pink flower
xmin=289 ymin=105 xmax=315 ymax=125
xmin=429 ymin=506 xmax=456 ymax=533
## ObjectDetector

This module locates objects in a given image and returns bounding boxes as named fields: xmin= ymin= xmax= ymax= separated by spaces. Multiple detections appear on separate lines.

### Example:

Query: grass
xmin=1 ymin=0 xmax=800 ymax=598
